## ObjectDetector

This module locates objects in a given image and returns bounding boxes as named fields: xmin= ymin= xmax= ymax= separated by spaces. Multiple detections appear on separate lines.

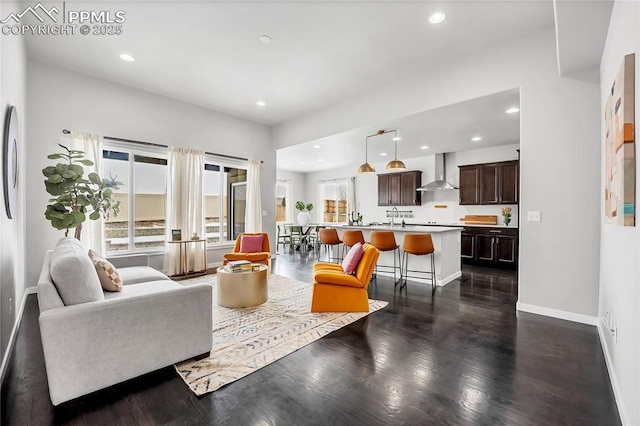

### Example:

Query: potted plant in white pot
xmin=295 ymin=201 xmax=313 ymax=226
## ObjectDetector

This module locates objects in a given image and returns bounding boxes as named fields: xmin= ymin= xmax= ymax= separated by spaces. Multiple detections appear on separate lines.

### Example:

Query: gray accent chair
xmin=37 ymin=238 xmax=212 ymax=406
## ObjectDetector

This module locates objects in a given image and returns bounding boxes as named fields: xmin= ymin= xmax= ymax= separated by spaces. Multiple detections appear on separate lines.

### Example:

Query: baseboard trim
xmin=597 ymin=321 xmax=629 ymax=425
xmin=0 ymin=287 xmax=37 ymax=385
xmin=516 ymin=302 xmax=597 ymax=326
xmin=439 ymin=271 xmax=462 ymax=287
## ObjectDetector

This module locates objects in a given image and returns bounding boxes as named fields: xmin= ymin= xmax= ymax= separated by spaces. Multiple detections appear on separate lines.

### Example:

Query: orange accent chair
xmin=311 ymin=243 xmax=380 ymax=312
xmin=223 ymin=233 xmax=272 ymax=270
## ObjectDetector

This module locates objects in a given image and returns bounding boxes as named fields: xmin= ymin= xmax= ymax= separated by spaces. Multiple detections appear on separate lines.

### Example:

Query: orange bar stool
xmin=318 ymin=228 xmax=343 ymax=263
xmin=341 ymin=230 xmax=365 ymax=249
xmin=401 ymin=233 xmax=436 ymax=294
xmin=369 ymin=231 xmax=402 ymax=284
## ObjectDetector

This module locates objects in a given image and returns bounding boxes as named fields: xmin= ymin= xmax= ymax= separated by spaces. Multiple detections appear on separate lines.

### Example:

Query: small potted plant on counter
xmin=501 ymin=207 xmax=512 ymax=226
xmin=295 ymin=201 xmax=313 ymax=226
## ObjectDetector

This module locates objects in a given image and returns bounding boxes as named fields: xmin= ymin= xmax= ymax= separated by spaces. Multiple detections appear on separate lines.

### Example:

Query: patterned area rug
xmin=175 ymin=273 xmax=387 ymax=396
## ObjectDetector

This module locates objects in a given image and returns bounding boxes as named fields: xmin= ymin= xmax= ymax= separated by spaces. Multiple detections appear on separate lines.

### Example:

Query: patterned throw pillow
xmin=88 ymin=249 xmax=123 ymax=292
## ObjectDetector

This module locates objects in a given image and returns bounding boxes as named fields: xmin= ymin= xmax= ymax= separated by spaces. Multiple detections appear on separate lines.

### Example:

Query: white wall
xmin=303 ymin=144 xmax=520 ymax=226
xmin=599 ymin=1 xmax=640 ymax=424
xmin=0 ymin=1 xmax=27 ymax=370
xmin=26 ymin=61 xmax=275 ymax=286
xmin=275 ymin=28 xmax=601 ymax=320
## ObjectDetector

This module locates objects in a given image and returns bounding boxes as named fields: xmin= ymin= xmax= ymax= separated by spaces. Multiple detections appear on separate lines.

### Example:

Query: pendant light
xmin=386 ymin=131 xmax=406 ymax=171
xmin=357 ymin=132 xmax=377 ymax=174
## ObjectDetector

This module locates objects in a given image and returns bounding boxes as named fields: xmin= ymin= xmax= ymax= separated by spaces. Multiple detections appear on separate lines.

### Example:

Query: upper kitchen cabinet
xmin=459 ymin=165 xmax=480 ymax=205
xmin=378 ymin=170 xmax=422 ymax=206
xmin=459 ymin=160 xmax=519 ymax=205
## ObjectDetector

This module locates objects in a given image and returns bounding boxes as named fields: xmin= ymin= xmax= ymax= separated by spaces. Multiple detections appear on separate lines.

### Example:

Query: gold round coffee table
xmin=216 ymin=264 xmax=268 ymax=308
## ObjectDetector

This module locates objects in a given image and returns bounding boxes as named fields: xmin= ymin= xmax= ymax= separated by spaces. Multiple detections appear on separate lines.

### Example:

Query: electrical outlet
xmin=527 ymin=211 xmax=541 ymax=222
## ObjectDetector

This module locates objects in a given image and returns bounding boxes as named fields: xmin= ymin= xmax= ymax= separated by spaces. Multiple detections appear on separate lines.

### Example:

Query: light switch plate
xmin=527 ymin=211 xmax=541 ymax=222
xmin=262 ymin=210 xmax=268 ymax=216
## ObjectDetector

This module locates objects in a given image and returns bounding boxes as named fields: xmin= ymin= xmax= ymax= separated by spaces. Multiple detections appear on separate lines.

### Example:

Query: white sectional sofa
xmin=37 ymin=238 xmax=212 ymax=405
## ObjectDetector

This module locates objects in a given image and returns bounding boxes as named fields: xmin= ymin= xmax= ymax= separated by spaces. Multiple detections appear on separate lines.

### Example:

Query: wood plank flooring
xmin=1 ymin=250 xmax=620 ymax=425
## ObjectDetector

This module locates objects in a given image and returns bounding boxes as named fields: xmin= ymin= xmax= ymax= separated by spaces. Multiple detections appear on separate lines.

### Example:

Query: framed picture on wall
xmin=172 ymin=229 xmax=182 ymax=241
xmin=3 ymin=105 xmax=19 ymax=220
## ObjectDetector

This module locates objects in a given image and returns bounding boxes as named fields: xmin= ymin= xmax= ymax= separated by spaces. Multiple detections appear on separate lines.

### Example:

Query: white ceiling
xmin=277 ymin=89 xmax=520 ymax=173
xmin=25 ymin=1 xmax=553 ymax=125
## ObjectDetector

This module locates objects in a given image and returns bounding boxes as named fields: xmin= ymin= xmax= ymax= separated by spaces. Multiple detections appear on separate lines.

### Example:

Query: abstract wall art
xmin=604 ymin=53 xmax=635 ymax=226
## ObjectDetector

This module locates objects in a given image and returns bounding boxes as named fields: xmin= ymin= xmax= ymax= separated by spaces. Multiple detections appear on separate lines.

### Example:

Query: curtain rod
xmin=62 ymin=129 xmax=262 ymax=163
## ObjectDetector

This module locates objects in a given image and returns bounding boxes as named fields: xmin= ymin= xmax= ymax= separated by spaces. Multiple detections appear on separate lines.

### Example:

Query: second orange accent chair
xmin=311 ymin=243 xmax=380 ymax=312
xmin=223 ymin=233 xmax=272 ymax=270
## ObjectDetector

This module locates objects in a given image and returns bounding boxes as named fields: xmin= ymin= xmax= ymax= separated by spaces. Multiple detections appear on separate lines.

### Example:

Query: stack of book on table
xmin=224 ymin=260 xmax=253 ymax=273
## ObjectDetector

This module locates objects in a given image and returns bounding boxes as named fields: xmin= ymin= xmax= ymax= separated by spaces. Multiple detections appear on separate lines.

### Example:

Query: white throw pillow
xmin=50 ymin=238 xmax=105 ymax=305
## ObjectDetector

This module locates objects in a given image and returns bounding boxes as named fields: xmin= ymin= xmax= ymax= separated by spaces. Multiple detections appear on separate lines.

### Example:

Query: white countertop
xmin=330 ymin=224 xmax=462 ymax=233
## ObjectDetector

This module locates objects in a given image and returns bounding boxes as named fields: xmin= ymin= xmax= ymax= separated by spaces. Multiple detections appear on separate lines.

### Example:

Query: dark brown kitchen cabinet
xmin=498 ymin=161 xmax=519 ymax=204
xmin=459 ymin=166 xmax=480 ymax=205
xmin=461 ymin=233 xmax=475 ymax=259
xmin=480 ymin=165 xmax=499 ymax=204
xmin=378 ymin=171 xmax=422 ymax=206
xmin=459 ymin=160 xmax=518 ymax=205
xmin=461 ymin=227 xmax=518 ymax=269
xmin=400 ymin=171 xmax=422 ymax=206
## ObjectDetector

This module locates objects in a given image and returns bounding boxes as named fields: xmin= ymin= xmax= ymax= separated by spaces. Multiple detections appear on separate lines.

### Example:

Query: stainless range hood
xmin=417 ymin=153 xmax=458 ymax=191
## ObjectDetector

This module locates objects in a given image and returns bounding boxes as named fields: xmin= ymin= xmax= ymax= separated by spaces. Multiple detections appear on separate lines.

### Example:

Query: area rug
xmin=175 ymin=273 xmax=387 ymax=396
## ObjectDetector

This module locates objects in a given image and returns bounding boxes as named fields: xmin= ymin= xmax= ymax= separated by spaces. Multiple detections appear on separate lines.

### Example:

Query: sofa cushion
xmin=103 ymin=280 xmax=182 ymax=300
xmin=240 ymin=234 xmax=264 ymax=253
xmin=50 ymin=238 xmax=104 ymax=306
xmin=118 ymin=266 xmax=170 ymax=285
xmin=342 ymin=243 xmax=364 ymax=275
xmin=88 ymin=250 xmax=123 ymax=292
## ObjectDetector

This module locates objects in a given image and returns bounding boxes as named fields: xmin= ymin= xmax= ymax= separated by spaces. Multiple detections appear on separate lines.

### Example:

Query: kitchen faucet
xmin=391 ymin=207 xmax=398 ymax=226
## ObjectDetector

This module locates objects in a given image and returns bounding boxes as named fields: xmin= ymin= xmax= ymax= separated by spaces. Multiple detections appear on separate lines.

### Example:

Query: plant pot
xmin=297 ymin=211 xmax=311 ymax=227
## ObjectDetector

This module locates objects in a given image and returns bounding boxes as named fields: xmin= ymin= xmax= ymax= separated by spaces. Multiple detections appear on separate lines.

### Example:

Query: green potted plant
xmin=295 ymin=201 xmax=313 ymax=226
xmin=42 ymin=144 xmax=122 ymax=240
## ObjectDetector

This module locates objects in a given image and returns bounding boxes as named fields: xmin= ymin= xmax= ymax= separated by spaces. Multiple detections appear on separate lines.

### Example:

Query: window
xmin=276 ymin=180 xmax=292 ymax=223
xmin=103 ymin=144 xmax=247 ymax=254
xmin=103 ymin=149 xmax=168 ymax=253
xmin=204 ymin=162 xmax=247 ymax=244
xmin=321 ymin=179 xmax=348 ymax=223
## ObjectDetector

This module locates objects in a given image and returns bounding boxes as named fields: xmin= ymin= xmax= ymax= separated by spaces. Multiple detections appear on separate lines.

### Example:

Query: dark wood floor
xmin=2 ymin=250 xmax=620 ymax=425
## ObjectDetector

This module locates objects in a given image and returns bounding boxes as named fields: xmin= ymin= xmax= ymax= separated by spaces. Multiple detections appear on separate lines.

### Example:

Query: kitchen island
xmin=327 ymin=224 xmax=462 ymax=287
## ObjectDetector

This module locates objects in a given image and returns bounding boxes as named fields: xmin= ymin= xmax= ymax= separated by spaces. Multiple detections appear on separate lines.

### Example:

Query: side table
xmin=168 ymin=239 xmax=207 ymax=279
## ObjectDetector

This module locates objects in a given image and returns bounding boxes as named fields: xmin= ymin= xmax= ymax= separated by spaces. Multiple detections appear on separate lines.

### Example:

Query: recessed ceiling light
xmin=392 ymin=136 xmax=402 ymax=141
xmin=318 ymin=159 xmax=324 ymax=162
xmin=420 ymin=145 xmax=429 ymax=150
xmin=259 ymin=35 xmax=272 ymax=44
xmin=119 ymin=53 xmax=135 ymax=62
xmin=380 ymin=152 xmax=387 ymax=156
xmin=428 ymin=12 xmax=446 ymax=24
xmin=299 ymin=162 xmax=305 ymax=165
xmin=506 ymin=107 xmax=520 ymax=114
xmin=284 ymin=165 xmax=289 ymax=168
xmin=471 ymin=136 xmax=482 ymax=142
xmin=256 ymin=100 xmax=266 ymax=107
xmin=313 ymin=145 xmax=320 ymax=149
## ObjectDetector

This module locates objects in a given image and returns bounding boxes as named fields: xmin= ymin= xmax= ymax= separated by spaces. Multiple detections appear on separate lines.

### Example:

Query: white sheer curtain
xmin=347 ymin=176 xmax=356 ymax=220
xmin=317 ymin=181 xmax=323 ymax=223
xmin=69 ymin=131 xmax=105 ymax=253
xmin=245 ymin=159 xmax=262 ymax=232
xmin=163 ymin=147 xmax=205 ymax=276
